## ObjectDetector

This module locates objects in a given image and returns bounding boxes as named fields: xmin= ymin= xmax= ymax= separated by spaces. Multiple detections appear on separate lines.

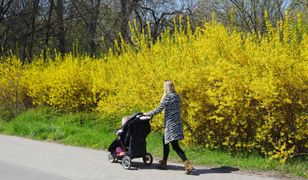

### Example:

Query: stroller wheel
xmin=108 ymin=153 xmax=116 ymax=163
xmin=143 ymin=153 xmax=153 ymax=165
xmin=121 ymin=156 xmax=131 ymax=169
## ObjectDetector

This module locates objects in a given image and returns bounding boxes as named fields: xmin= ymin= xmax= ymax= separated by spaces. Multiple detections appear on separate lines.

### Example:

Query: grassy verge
xmin=0 ymin=108 xmax=117 ymax=149
xmin=0 ymin=108 xmax=307 ymax=178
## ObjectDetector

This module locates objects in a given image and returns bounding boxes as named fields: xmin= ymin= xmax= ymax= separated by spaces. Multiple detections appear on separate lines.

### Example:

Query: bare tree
xmin=0 ymin=0 xmax=14 ymax=23
xmin=0 ymin=0 xmax=14 ymax=55
xmin=194 ymin=0 xmax=301 ymax=34
xmin=71 ymin=0 xmax=102 ymax=57
xmin=29 ymin=0 xmax=40 ymax=62
xmin=120 ymin=0 xmax=141 ymax=41
xmin=0 ymin=0 xmax=306 ymax=60
xmin=55 ymin=0 xmax=65 ymax=57
xmin=133 ymin=0 xmax=197 ymax=41
xmin=43 ymin=0 xmax=55 ymax=61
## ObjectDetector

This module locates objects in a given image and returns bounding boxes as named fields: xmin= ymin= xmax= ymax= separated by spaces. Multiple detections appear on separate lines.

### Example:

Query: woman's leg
xmin=157 ymin=135 xmax=169 ymax=169
xmin=171 ymin=140 xmax=194 ymax=174
xmin=162 ymin=135 xmax=169 ymax=160
xmin=170 ymin=140 xmax=187 ymax=161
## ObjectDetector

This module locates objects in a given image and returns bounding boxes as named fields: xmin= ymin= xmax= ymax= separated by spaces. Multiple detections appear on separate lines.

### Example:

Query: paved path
xmin=0 ymin=135 xmax=284 ymax=180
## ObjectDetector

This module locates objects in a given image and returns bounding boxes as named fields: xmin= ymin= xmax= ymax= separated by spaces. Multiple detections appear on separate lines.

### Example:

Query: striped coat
xmin=145 ymin=92 xmax=184 ymax=144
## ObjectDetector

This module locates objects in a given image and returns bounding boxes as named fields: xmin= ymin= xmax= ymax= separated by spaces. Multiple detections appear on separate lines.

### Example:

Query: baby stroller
xmin=107 ymin=112 xmax=153 ymax=169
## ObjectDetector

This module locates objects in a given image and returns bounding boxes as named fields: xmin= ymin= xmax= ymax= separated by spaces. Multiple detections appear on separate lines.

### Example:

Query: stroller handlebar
xmin=131 ymin=111 xmax=152 ymax=120
xmin=116 ymin=129 xmax=123 ymax=135
xmin=115 ymin=112 xmax=152 ymax=135
xmin=137 ymin=115 xmax=152 ymax=120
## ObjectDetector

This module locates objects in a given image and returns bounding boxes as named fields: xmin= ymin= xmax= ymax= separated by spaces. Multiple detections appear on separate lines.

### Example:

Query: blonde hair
xmin=164 ymin=80 xmax=176 ymax=96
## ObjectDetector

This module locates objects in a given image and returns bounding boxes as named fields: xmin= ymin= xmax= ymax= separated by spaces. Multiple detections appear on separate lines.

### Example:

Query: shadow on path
xmin=191 ymin=166 xmax=240 ymax=176
xmin=128 ymin=162 xmax=239 ymax=176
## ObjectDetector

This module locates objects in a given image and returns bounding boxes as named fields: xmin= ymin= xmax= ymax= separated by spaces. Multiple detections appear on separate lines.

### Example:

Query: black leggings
xmin=163 ymin=135 xmax=187 ymax=162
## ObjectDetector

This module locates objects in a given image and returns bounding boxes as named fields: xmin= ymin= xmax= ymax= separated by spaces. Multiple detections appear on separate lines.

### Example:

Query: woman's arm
xmin=144 ymin=96 xmax=166 ymax=116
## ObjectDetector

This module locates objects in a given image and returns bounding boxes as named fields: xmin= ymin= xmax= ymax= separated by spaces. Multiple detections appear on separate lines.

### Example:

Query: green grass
xmin=0 ymin=120 xmax=7 ymax=132
xmin=0 ymin=107 xmax=307 ymax=178
xmin=1 ymin=108 xmax=117 ymax=149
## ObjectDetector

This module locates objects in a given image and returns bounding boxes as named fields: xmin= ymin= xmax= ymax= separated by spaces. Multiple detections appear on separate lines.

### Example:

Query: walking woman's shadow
xmin=131 ymin=162 xmax=183 ymax=171
xmin=131 ymin=162 xmax=239 ymax=176
xmin=191 ymin=166 xmax=240 ymax=176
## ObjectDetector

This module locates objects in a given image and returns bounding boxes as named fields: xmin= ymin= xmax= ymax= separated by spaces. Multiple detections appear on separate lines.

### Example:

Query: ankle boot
xmin=157 ymin=160 xmax=167 ymax=170
xmin=184 ymin=160 xmax=194 ymax=174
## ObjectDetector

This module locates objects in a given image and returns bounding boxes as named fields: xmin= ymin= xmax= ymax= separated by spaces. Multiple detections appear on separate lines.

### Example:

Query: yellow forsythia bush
xmin=0 ymin=56 xmax=27 ymax=119
xmin=24 ymin=55 xmax=97 ymax=111
xmin=0 ymin=16 xmax=307 ymax=162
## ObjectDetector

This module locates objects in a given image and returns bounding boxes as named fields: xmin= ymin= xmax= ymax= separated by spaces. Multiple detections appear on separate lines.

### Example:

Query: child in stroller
xmin=107 ymin=112 xmax=153 ymax=169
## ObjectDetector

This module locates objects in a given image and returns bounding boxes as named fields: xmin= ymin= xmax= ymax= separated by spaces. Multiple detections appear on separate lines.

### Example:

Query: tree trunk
xmin=43 ymin=0 xmax=55 ymax=62
xmin=120 ymin=0 xmax=140 ymax=41
xmin=120 ymin=0 xmax=128 ymax=41
xmin=29 ymin=0 xmax=40 ymax=62
xmin=55 ymin=0 xmax=65 ymax=57
xmin=89 ymin=0 xmax=101 ymax=58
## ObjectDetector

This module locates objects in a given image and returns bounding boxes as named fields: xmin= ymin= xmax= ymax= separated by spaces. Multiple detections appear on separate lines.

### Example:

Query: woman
xmin=144 ymin=80 xmax=194 ymax=175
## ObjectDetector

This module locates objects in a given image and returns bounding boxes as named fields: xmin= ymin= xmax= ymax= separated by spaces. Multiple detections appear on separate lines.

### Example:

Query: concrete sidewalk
xmin=0 ymin=135 xmax=283 ymax=180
